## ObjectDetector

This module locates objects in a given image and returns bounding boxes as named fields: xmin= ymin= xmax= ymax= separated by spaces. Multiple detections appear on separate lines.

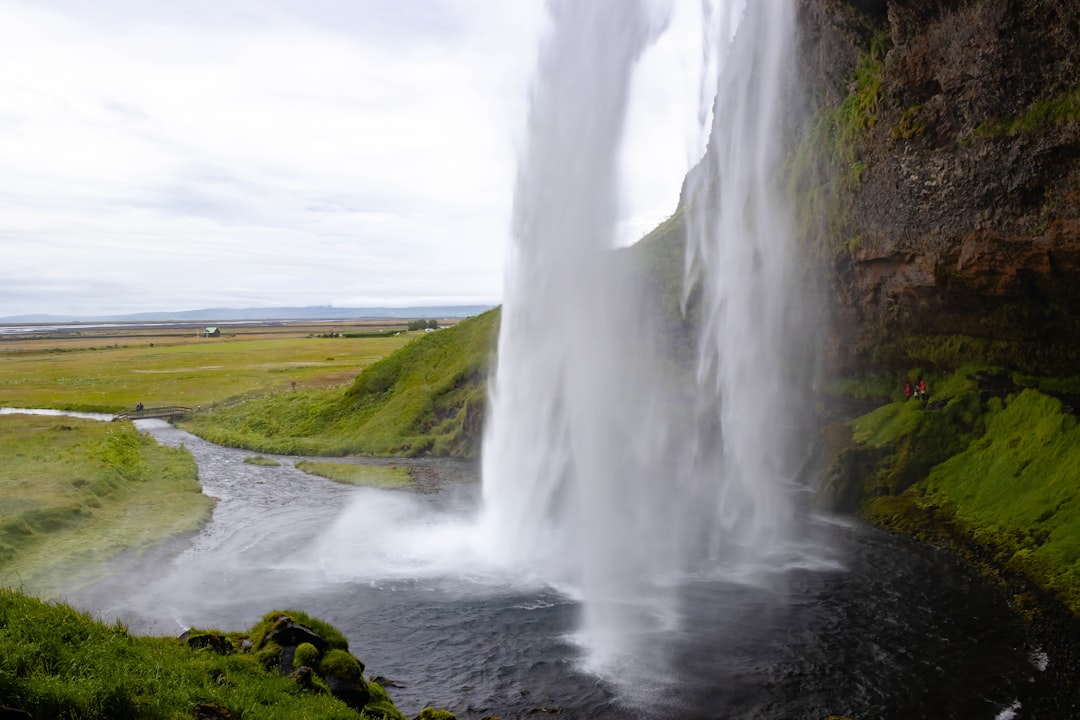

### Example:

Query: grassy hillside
xmin=828 ymin=370 xmax=1080 ymax=617
xmin=182 ymin=309 xmax=499 ymax=459
xmin=0 ymin=415 xmax=211 ymax=597
xmin=0 ymin=591 xmax=410 ymax=720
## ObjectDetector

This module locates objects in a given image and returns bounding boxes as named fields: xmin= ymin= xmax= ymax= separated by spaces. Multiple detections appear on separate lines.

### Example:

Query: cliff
xmin=796 ymin=0 xmax=1080 ymax=375
xmin=803 ymin=2 xmax=1080 ymax=670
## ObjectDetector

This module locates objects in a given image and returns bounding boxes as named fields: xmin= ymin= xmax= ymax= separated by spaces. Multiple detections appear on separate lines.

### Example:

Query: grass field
xmin=0 ymin=414 xmax=211 ymax=598
xmin=0 ymin=321 xmax=415 ymax=413
xmin=295 ymin=461 xmax=413 ymax=488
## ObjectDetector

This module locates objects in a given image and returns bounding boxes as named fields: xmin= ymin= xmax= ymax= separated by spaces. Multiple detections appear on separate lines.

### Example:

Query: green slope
xmin=182 ymin=309 xmax=499 ymax=458
xmin=832 ymin=370 xmax=1080 ymax=616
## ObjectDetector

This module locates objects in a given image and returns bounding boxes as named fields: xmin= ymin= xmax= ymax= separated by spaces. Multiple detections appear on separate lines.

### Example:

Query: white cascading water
xmin=480 ymin=0 xmax=808 ymax=669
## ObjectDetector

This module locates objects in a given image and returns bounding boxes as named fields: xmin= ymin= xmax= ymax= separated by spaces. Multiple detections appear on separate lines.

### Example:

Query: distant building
xmin=204 ymin=327 xmax=221 ymax=337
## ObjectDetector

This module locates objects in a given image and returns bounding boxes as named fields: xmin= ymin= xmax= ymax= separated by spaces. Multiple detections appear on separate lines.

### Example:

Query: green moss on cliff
xmin=917 ymin=390 xmax=1080 ymax=611
xmin=976 ymin=88 xmax=1080 ymax=136
xmin=786 ymin=29 xmax=890 ymax=266
xmin=833 ymin=29 xmax=888 ymax=186
xmin=884 ymin=333 xmax=1080 ymax=377
xmin=844 ymin=372 xmax=1080 ymax=616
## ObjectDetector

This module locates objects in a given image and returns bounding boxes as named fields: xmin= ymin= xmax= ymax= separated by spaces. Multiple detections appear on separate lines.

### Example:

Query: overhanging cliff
xmin=796 ymin=0 xmax=1080 ymax=376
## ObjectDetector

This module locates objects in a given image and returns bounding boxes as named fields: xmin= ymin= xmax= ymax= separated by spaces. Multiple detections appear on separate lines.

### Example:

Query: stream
xmin=64 ymin=420 xmax=1059 ymax=719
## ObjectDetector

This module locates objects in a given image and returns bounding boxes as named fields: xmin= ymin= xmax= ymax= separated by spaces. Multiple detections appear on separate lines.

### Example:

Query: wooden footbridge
xmin=113 ymin=406 xmax=193 ymax=422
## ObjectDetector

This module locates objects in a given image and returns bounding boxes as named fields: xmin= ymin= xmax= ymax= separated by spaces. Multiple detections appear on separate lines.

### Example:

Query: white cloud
xmin=0 ymin=0 xmax=700 ymax=317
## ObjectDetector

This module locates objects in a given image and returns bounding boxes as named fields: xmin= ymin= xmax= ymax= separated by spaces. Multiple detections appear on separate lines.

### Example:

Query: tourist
xmin=904 ymin=382 xmax=912 ymax=400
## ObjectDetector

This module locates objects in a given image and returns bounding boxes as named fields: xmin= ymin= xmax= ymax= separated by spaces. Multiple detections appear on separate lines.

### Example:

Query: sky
xmin=0 ymin=0 xmax=707 ymax=317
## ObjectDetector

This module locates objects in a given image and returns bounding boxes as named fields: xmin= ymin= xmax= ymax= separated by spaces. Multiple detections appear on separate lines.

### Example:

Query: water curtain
xmin=481 ymin=0 xmax=809 ymax=668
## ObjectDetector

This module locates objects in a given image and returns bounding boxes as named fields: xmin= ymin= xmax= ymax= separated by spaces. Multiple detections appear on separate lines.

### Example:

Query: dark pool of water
xmin=70 ymin=422 xmax=1065 ymax=719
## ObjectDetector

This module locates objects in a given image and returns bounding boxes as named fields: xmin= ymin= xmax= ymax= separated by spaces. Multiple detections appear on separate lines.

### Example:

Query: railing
xmin=113 ymin=406 xmax=193 ymax=421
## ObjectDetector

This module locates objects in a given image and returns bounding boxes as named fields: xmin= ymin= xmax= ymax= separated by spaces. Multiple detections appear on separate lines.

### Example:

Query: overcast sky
xmin=0 ymin=0 xmax=707 ymax=317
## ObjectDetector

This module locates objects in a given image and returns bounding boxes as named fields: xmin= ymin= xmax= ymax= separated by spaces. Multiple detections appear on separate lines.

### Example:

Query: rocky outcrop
xmin=798 ymin=0 xmax=1080 ymax=374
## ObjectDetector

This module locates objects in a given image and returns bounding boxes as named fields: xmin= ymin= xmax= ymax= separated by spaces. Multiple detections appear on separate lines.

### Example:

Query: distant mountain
xmin=0 ymin=305 xmax=495 ymax=324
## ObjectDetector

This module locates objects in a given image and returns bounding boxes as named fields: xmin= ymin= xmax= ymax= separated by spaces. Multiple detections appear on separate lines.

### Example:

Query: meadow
xmin=0 ymin=415 xmax=210 ymax=598
xmin=0 ymin=321 xmax=415 ymax=413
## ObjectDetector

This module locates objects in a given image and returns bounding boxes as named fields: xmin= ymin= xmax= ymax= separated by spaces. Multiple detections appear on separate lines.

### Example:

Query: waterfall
xmin=480 ymin=0 xmax=810 ymax=670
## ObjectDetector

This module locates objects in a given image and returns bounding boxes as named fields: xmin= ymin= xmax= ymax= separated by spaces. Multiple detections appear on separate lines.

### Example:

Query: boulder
xmin=319 ymin=648 xmax=371 ymax=710
xmin=259 ymin=616 xmax=328 ymax=653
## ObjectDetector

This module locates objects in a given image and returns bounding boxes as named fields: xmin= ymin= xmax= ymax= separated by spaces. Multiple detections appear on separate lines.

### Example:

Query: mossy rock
xmin=365 ymin=679 xmax=409 ymax=720
xmin=319 ymin=649 xmax=364 ymax=680
xmin=319 ymin=649 xmax=370 ymax=710
xmin=288 ymin=665 xmax=329 ymax=695
xmin=416 ymin=709 xmax=456 ymax=720
xmin=254 ymin=644 xmax=282 ymax=672
xmin=251 ymin=610 xmax=346 ymax=653
xmin=181 ymin=629 xmax=233 ymax=655
xmin=293 ymin=642 xmax=320 ymax=668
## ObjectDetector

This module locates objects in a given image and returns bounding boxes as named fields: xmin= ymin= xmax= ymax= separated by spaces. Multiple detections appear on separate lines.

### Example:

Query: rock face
xmin=797 ymin=0 xmax=1080 ymax=374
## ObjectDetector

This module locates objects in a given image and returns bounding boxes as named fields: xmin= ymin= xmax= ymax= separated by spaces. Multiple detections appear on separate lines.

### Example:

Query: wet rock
xmin=372 ymin=675 xmax=408 ymax=689
xmin=278 ymin=644 xmax=297 ymax=675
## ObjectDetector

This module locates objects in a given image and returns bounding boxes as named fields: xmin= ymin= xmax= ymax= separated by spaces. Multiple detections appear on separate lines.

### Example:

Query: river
xmin=65 ymin=420 xmax=1056 ymax=719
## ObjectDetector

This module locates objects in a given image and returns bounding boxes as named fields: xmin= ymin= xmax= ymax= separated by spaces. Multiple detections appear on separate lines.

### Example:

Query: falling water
xmin=480 ymin=0 xmax=813 ymax=671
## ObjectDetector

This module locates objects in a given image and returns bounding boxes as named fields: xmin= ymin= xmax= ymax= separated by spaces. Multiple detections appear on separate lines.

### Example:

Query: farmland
xmin=0 ymin=320 xmax=418 ymax=413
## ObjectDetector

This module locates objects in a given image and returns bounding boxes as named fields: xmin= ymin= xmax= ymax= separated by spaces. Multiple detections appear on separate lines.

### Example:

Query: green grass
xmin=850 ymin=400 xmax=926 ymax=448
xmin=0 ymin=590 xmax=407 ymax=719
xmin=243 ymin=455 xmax=282 ymax=467
xmin=847 ymin=369 xmax=1080 ymax=614
xmin=183 ymin=309 xmax=499 ymax=459
xmin=0 ymin=415 xmax=211 ymax=598
xmin=294 ymin=461 xmax=412 ymax=489
xmin=0 ymin=333 xmax=411 ymax=413
xmin=917 ymin=390 xmax=1080 ymax=611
